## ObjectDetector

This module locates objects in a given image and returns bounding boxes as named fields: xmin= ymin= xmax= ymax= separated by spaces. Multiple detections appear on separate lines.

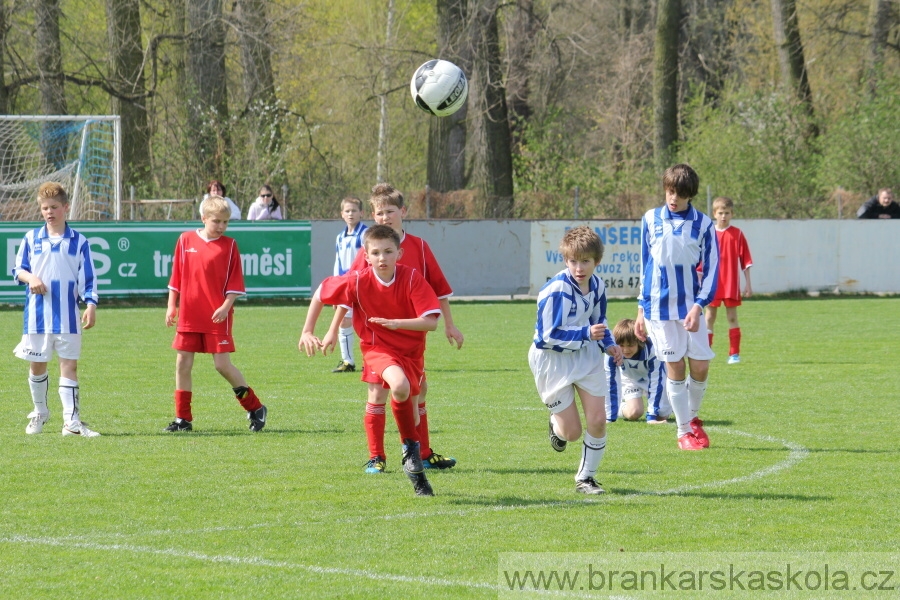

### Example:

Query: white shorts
xmin=14 ymin=333 xmax=82 ymax=362
xmin=644 ymin=318 xmax=715 ymax=362
xmin=528 ymin=343 xmax=608 ymax=414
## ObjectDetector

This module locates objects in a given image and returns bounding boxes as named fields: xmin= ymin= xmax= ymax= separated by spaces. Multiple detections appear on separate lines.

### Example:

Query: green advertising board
xmin=1 ymin=221 xmax=311 ymax=303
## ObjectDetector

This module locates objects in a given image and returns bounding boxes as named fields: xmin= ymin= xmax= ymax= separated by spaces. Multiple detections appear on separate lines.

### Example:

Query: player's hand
xmin=634 ymin=312 xmax=647 ymax=341
xmin=298 ymin=332 xmax=323 ymax=356
xmin=446 ymin=325 xmax=464 ymax=349
xmin=165 ymin=307 xmax=177 ymax=327
xmin=589 ymin=323 xmax=607 ymax=341
xmin=28 ymin=277 xmax=47 ymax=295
xmin=81 ymin=304 xmax=96 ymax=330
xmin=683 ymin=306 xmax=702 ymax=332
xmin=369 ymin=317 xmax=399 ymax=330
xmin=607 ymin=344 xmax=623 ymax=366
xmin=321 ymin=332 xmax=338 ymax=356
xmin=212 ymin=306 xmax=229 ymax=323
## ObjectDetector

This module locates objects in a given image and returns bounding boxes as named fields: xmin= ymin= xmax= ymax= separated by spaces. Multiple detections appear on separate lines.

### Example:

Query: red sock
xmin=235 ymin=386 xmax=263 ymax=412
xmin=417 ymin=402 xmax=432 ymax=459
xmin=365 ymin=402 xmax=386 ymax=459
xmin=391 ymin=398 xmax=418 ymax=443
xmin=708 ymin=332 xmax=714 ymax=347
xmin=729 ymin=327 xmax=741 ymax=356
xmin=174 ymin=389 xmax=193 ymax=421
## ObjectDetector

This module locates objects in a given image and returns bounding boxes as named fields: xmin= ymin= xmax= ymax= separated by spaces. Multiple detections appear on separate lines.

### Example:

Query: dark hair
xmin=363 ymin=224 xmax=401 ymax=249
xmin=662 ymin=164 xmax=699 ymax=200
xmin=206 ymin=179 xmax=227 ymax=196
xmin=259 ymin=184 xmax=280 ymax=212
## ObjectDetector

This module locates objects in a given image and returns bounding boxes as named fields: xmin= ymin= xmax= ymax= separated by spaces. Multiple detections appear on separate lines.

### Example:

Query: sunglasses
xmin=260 ymin=194 xmax=272 ymax=198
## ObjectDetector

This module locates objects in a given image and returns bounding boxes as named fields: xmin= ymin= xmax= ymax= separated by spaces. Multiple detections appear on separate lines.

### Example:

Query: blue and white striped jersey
xmin=12 ymin=224 xmax=98 ymax=335
xmin=334 ymin=222 xmax=368 ymax=276
xmin=532 ymin=269 xmax=616 ymax=352
xmin=638 ymin=204 xmax=719 ymax=320
xmin=605 ymin=339 xmax=667 ymax=406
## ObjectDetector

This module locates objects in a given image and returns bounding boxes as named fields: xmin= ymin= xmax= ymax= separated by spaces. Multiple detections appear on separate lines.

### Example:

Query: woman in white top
xmin=199 ymin=180 xmax=242 ymax=220
xmin=246 ymin=184 xmax=284 ymax=221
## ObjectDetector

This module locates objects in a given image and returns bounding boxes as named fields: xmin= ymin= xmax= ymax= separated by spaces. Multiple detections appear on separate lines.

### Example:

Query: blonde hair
xmin=201 ymin=195 xmax=230 ymax=218
xmin=560 ymin=225 xmax=603 ymax=263
xmin=341 ymin=196 xmax=363 ymax=210
xmin=712 ymin=196 xmax=734 ymax=211
xmin=37 ymin=182 xmax=68 ymax=205
xmin=369 ymin=182 xmax=405 ymax=210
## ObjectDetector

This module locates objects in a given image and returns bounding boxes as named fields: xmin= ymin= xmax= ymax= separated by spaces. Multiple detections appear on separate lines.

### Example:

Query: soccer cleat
xmin=422 ymin=450 xmax=456 ymax=470
xmin=62 ymin=421 xmax=101 ymax=438
xmin=548 ymin=419 xmax=567 ymax=452
xmin=727 ymin=354 xmax=741 ymax=364
xmin=646 ymin=414 xmax=669 ymax=424
xmin=410 ymin=472 xmax=434 ymax=496
xmin=575 ymin=477 xmax=606 ymax=495
xmin=677 ymin=432 xmax=705 ymax=450
xmin=690 ymin=417 xmax=710 ymax=448
xmin=164 ymin=419 xmax=193 ymax=432
xmin=25 ymin=411 xmax=49 ymax=434
xmin=331 ymin=360 xmax=356 ymax=373
xmin=248 ymin=405 xmax=267 ymax=432
xmin=401 ymin=439 xmax=434 ymax=495
xmin=364 ymin=456 xmax=386 ymax=474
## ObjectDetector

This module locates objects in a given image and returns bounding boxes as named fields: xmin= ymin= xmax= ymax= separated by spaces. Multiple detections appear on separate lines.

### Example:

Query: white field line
xmin=1 ymin=427 xmax=808 ymax=597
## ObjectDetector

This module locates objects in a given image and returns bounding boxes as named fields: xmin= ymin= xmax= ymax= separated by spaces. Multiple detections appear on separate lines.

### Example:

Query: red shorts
xmin=173 ymin=331 xmax=236 ymax=353
xmin=360 ymin=348 xmax=425 ymax=397
xmin=708 ymin=297 xmax=741 ymax=308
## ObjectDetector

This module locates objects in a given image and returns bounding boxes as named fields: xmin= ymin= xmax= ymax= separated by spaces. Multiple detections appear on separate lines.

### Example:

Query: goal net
xmin=0 ymin=115 xmax=121 ymax=221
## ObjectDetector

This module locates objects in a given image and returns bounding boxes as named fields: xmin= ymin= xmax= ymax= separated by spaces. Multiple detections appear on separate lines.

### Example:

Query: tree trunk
xmin=0 ymin=0 xmax=7 ymax=114
xmin=653 ymin=0 xmax=679 ymax=168
xmin=770 ymin=0 xmax=817 ymax=133
xmin=235 ymin=0 xmax=282 ymax=156
xmin=186 ymin=0 xmax=229 ymax=175
xmin=469 ymin=0 xmax=514 ymax=219
xmin=427 ymin=0 xmax=468 ymax=192
xmin=866 ymin=0 xmax=892 ymax=95
xmin=34 ymin=0 xmax=67 ymax=169
xmin=376 ymin=0 xmax=395 ymax=184
xmin=106 ymin=0 xmax=151 ymax=189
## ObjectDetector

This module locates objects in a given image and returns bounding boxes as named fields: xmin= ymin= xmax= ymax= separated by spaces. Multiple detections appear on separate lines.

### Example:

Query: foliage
xmin=0 ymin=298 xmax=898 ymax=597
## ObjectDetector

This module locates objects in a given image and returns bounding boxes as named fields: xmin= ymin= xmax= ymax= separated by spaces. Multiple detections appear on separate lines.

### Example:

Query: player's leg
xmin=364 ymin=384 xmax=389 ymax=472
xmin=26 ymin=360 xmax=50 ymax=433
xmin=685 ymin=322 xmax=714 ymax=447
xmin=212 ymin=352 xmax=266 ymax=431
xmin=620 ymin=395 xmax=645 ymax=421
xmin=705 ymin=305 xmax=718 ymax=347
xmin=334 ymin=313 xmax=357 ymax=372
xmin=646 ymin=320 xmax=701 ymax=448
xmin=381 ymin=364 xmax=433 ymax=496
xmin=725 ymin=305 xmax=741 ymax=363
xmin=574 ymin=388 xmax=607 ymax=494
xmin=416 ymin=378 xmax=456 ymax=470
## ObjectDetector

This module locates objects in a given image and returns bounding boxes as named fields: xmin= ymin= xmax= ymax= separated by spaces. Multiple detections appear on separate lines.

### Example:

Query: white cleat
xmin=62 ymin=421 xmax=101 ymax=438
xmin=26 ymin=411 xmax=49 ymax=434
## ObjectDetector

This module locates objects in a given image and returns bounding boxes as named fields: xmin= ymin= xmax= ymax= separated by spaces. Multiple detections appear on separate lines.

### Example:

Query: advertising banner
xmin=1 ymin=221 xmax=311 ymax=303
xmin=529 ymin=221 xmax=642 ymax=297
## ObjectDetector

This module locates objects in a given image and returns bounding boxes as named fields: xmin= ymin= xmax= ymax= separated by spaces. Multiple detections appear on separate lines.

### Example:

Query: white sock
xmin=575 ymin=432 xmax=607 ymax=481
xmin=667 ymin=378 xmax=691 ymax=436
xmin=29 ymin=373 xmax=50 ymax=415
xmin=339 ymin=327 xmax=355 ymax=365
xmin=58 ymin=377 xmax=80 ymax=425
xmin=688 ymin=377 xmax=707 ymax=419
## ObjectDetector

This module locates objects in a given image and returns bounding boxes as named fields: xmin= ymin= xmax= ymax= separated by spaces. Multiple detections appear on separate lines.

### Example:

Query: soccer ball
xmin=410 ymin=59 xmax=468 ymax=117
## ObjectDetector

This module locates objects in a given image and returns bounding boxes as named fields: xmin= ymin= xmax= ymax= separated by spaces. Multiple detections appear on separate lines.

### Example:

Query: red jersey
xmin=318 ymin=264 xmax=441 ymax=358
xmin=168 ymin=230 xmax=245 ymax=335
xmin=713 ymin=226 xmax=752 ymax=301
xmin=349 ymin=231 xmax=453 ymax=298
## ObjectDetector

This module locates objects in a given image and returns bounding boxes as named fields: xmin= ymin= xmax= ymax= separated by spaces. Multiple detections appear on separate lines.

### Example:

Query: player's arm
xmin=742 ymin=266 xmax=753 ymax=297
xmin=299 ymin=290 xmax=326 ymax=356
xmin=212 ymin=292 xmax=241 ymax=323
xmin=321 ymin=306 xmax=349 ymax=355
xmin=635 ymin=306 xmax=647 ymax=341
xmin=166 ymin=289 xmax=179 ymax=327
xmin=81 ymin=303 xmax=97 ymax=330
xmin=439 ymin=297 xmax=464 ymax=349
xmin=16 ymin=271 xmax=47 ymax=295
xmin=369 ymin=313 xmax=439 ymax=332
xmin=683 ymin=303 xmax=704 ymax=332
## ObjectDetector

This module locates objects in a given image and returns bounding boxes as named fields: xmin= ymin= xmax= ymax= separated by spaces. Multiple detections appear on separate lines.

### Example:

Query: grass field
xmin=0 ymin=297 xmax=898 ymax=598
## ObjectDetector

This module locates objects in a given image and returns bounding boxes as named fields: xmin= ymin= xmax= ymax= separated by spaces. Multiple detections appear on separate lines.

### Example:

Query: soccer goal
xmin=0 ymin=115 xmax=121 ymax=221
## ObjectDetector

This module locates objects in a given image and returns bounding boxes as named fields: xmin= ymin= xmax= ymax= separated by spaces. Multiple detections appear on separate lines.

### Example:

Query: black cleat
xmin=402 ymin=439 xmax=433 ymax=495
xmin=549 ymin=419 xmax=567 ymax=452
xmin=331 ymin=361 xmax=356 ymax=373
xmin=164 ymin=419 xmax=192 ymax=432
xmin=248 ymin=405 xmax=267 ymax=432
xmin=410 ymin=472 xmax=434 ymax=496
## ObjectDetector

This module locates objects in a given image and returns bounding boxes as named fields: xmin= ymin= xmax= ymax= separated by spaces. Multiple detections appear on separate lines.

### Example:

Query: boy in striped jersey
xmin=528 ymin=226 xmax=623 ymax=494
xmin=12 ymin=182 xmax=100 ymax=437
xmin=635 ymin=164 xmax=718 ymax=450
xmin=331 ymin=196 xmax=367 ymax=373
xmin=604 ymin=319 xmax=671 ymax=423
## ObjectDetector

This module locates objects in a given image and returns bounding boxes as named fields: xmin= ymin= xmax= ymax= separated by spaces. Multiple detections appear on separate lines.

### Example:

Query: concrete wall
xmin=310 ymin=219 xmax=900 ymax=296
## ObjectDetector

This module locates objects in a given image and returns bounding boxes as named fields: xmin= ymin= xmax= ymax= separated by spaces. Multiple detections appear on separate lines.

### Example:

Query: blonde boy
xmin=12 ymin=182 xmax=100 ymax=437
xmin=529 ymin=226 xmax=623 ymax=494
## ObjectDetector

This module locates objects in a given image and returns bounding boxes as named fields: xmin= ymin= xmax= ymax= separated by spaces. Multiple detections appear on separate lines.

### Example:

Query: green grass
xmin=0 ymin=298 xmax=898 ymax=598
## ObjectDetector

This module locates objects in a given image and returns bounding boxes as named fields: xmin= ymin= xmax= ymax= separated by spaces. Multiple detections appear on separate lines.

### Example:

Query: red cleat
xmin=690 ymin=417 xmax=709 ymax=448
xmin=678 ymin=432 xmax=705 ymax=450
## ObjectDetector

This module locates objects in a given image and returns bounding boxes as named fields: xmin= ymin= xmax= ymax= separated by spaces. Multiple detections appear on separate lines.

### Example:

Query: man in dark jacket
xmin=857 ymin=188 xmax=900 ymax=219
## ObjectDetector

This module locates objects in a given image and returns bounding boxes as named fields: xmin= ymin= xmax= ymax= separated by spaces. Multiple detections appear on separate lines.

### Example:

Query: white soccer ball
xmin=410 ymin=59 xmax=468 ymax=117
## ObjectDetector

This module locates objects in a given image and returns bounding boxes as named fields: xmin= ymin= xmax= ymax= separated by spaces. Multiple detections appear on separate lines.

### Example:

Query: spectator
xmin=199 ymin=180 xmax=242 ymax=220
xmin=246 ymin=184 xmax=283 ymax=221
xmin=857 ymin=188 xmax=900 ymax=219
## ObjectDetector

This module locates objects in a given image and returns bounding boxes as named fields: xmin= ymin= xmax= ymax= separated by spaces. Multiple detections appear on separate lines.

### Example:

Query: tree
xmin=106 ymin=0 xmax=151 ymax=188
xmin=468 ymin=0 xmax=514 ymax=218
xmin=427 ymin=0 xmax=469 ymax=192
xmin=235 ymin=0 xmax=282 ymax=157
xmin=769 ymin=0 xmax=817 ymax=133
xmin=34 ymin=0 xmax=68 ymax=169
xmin=866 ymin=0 xmax=893 ymax=95
xmin=653 ymin=0 xmax=680 ymax=167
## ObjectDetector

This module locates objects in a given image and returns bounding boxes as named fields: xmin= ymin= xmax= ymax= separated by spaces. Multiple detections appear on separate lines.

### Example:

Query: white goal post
xmin=0 ymin=115 xmax=121 ymax=221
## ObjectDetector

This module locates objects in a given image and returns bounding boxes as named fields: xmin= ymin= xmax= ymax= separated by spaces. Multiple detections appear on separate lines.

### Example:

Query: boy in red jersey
xmin=299 ymin=225 xmax=440 ymax=496
xmin=164 ymin=196 xmax=267 ymax=432
xmin=344 ymin=183 xmax=462 ymax=472
xmin=704 ymin=197 xmax=753 ymax=364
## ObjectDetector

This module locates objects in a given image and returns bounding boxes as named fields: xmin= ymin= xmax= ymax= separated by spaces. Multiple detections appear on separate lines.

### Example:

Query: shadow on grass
xmin=443 ymin=495 xmax=604 ymax=507
xmin=611 ymin=488 xmax=833 ymax=501
xmin=103 ymin=427 xmax=345 ymax=437
xmin=427 ymin=368 xmax=523 ymax=373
